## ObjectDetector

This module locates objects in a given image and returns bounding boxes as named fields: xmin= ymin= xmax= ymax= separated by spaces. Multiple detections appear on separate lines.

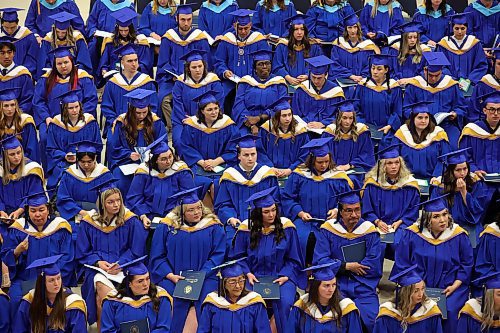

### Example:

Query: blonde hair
xmin=481 ymin=290 xmax=498 ymax=331
xmin=333 ymin=111 xmax=359 ymax=142
xmin=365 ymin=156 xmax=412 ymax=183
xmin=51 ymin=25 xmax=77 ymax=50
xmin=93 ymin=188 xmax=127 ymax=227
xmin=394 ymin=282 xmax=428 ymax=332
xmin=168 ymin=202 xmax=219 ymax=229
xmin=0 ymin=100 xmax=23 ymax=138
xmin=398 ymin=32 xmax=423 ymax=66
xmin=1 ymin=147 xmax=26 ymax=185
xmin=372 ymin=0 xmax=394 ymax=18
xmin=152 ymin=0 xmax=176 ymax=15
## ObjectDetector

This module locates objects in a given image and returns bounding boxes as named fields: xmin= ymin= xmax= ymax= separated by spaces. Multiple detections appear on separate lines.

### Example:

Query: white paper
xmin=119 ymin=163 xmax=140 ymax=176
xmin=152 ymin=217 xmax=162 ymax=224
xmin=84 ymin=264 xmax=125 ymax=283
xmin=307 ymin=127 xmax=325 ymax=135
xmin=416 ymin=178 xmax=429 ymax=187
xmin=165 ymin=69 xmax=181 ymax=80
xmin=103 ymin=70 xmax=119 ymax=79
xmin=146 ymin=37 xmax=161 ymax=45
xmin=434 ymin=112 xmax=453 ymax=125
xmin=229 ymin=74 xmax=241 ymax=84
xmin=94 ymin=30 xmax=113 ymax=38
xmin=212 ymin=165 xmax=225 ymax=173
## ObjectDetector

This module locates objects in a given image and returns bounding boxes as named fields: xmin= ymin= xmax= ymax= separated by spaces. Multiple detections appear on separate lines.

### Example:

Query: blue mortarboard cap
xmin=423 ymin=52 xmax=450 ymax=72
xmin=113 ymin=43 xmax=137 ymax=58
xmin=337 ymin=189 xmax=361 ymax=205
xmin=493 ymin=48 xmax=500 ymax=60
xmin=71 ymin=140 xmax=103 ymax=154
xmin=212 ymin=258 xmax=247 ymax=278
xmin=369 ymin=54 xmax=395 ymax=67
xmin=89 ymin=178 xmax=118 ymax=194
xmin=169 ymin=186 xmax=201 ymax=205
xmin=405 ymin=100 xmax=433 ymax=118
xmin=0 ymin=87 xmax=19 ymax=101
xmin=48 ymin=45 xmax=74 ymax=59
xmin=22 ymin=190 xmax=49 ymax=207
xmin=303 ymin=259 xmax=341 ymax=281
xmin=49 ymin=11 xmax=77 ymax=30
xmin=332 ymin=99 xmax=358 ymax=113
xmin=26 ymin=254 xmax=63 ymax=276
xmin=120 ymin=255 xmax=149 ymax=276
xmin=389 ymin=265 xmax=422 ymax=287
xmin=0 ymin=8 xmax=23 ymax=22
xmin=268 ymin=96 xmax=291 ymax=113
xmin=284 ymin=13 xmax=306 ymax=28
xmin=230 ymin=134 xmax=257 ymax=149
xmin=249 ymin=49 xmax=273 ymax=62
xmin=0 ymin=133 xmax=22 ymax=150
xmin=377 ymin=144 xmax=400 ymax=160
xmin=193 ymin=89 xmax=218 ymax=106
xmin=177 ymin=3 xmax=196 ymax=15
xmin=399 ymin=21 xmax=423 ymax=34
xmin=245 ymin=187 xmax=277 ymax=209
xmin=472 ymin=272 xmax=500 ymax=289
xmin=144 ymin=133 xmax=169 ymax=155
xmin=305 ymin=55 xmax=334 ymax=75
xmin=55 ymin=89 xmax=82 ymax=104
xmin=438 ymin=147 xmax=470 ymax=166
xmin=0 ymin=35 xmax=17 ymax=45
xmin=372 ymin=31 xmax=388 ymax=47
xmin=124 ymin=89 xmax=156 ymax=109
xmin=301 ymin=138 xmax=332 ymax=157
xmin=448 ymin=12 xmax=469 ymax=25
xmin=478 ymin=91 xmax=500 ymax=106
xmin=179 ymin=49 xmax=206 ymax=63
xmin=416 ymin=194 xmax=448 ymax=212
xmin=229 ymin=9 xmax=254 ymax=25
xmin=343 ymin=12 xmax=359 ymax=26
xmin=110 ymin=7 xmax=137 ymax=27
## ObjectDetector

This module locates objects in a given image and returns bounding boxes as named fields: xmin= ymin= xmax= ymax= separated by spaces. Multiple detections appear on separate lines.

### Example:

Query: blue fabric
xmin=287 ymin=303 xmax=364 ymax=332
xmin=0 ymin=293 xmax=9 ymax=333
xmin=305 ymin=4 xmax=355 ymax=42
xmin=413 ymin=6 xmax=454 ymax=43
xmin=0 ymin=66 xmax=35 ymax=116
xmin=374 ymin=308 xmax=443 ymax=333
xmin=464 ymin=1 xmax=500 ymax=47
xmin=259 ymin=126 xmax=310 ymax=170
xmin=468 ymin=78 xmax=499 ymax=123
xmin=25 ymin=0 xmax=85 ymax=38
xmin=475 ymin=224 xmax=500 ymax=282
xmin=273 ymin=42 xmax=323 ymax=79
xmin=98 ymin=41 xmax=152 ymax=79
xmin=0 ymin=29 xmax=38 ymax=75
xmin=253 ymin=1 xmax=297 ymax=37
xmin=198 ymin=1 xmax=239 ymax=38
xmin=0 ymin=123 xmax=39 ymax=164
xmin=360 ymin=2 xmax=404 ymax=37
xmin=139 ymin=2 xmax=177 ymax=37
xmin=457 ymin=311 xmax=500 ymax=333
xmin=0 ymin=163 xmax=44 ymax=215
xmin=86 ymin=0 xmax=136 ymax=37
xmin=330 ymin=41 xmax=374 ymax=82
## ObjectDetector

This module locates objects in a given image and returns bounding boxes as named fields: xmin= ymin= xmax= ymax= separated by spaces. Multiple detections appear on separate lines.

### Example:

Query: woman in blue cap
xmin=101 ymin=256 xmax=173 ymax=332
xmin=127 ymin=135 xmax=195 ymax=227
xmin=0 ymin=88 xmax=39 ymax=163
xmin=198 ymin=258 xmax=272 ymax=333
xmin=393 ymin=195 xmax=474 ymax=333
xmin=287 ymin=259 xmax=363 ymax=332
xmin=76 ymin=178 xmax=147 ymax=329
xmin=45 ymin=89 xmax=102 ymax=192
xmin=412 ymin=0 xmax=454 ymax=47
xmin=13 ymin=255 xmax=87 ymax=333
xmin=231 ymin=186 xmax=306 ymax=333
xmin=139 ymin=0 xmax=178 ymax=42
xmin=253 ymin=0 xmax=297 ymax=37
xmin=149 ymin=187 xmax=225 ymax=332
xmin=374 ymin=265 xmax=443 ymax=332
xmin=108 ymin=88 xmax=168 ymax=196
xmin=197 ymin=0 xmax=240 ymax=39
xmin=359 ymin=0 xmax=404 ymax=39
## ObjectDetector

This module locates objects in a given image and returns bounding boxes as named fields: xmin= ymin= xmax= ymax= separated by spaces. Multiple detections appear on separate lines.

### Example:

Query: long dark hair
xmin=45 ymin=55 xmax=79 ymax=96
xmin=442 ymin=162 xmax=474 ymax=207
xmin=29 ymin=274 xmax=67 ymax=333
xmin=184 ymin=60 xmax=208 ymax=82
xmin=148 ymin=148 xmax=178 ymax=172
xmin=287 ymin=24 xmax=312 ymax=67
xmin=406 ymin=112 xmax=436 ymax=144
xmin=364 ymin=65 xmax=392 ymax=92
xmin=124 ymin=104 xmax=155 ymax=146
xmin=305 ymin=279 xmax=343 ymax=328
xmin=113 ymin=23 xmax=138 ymax=47
xmin=113 ymin=275 xmax=161 ymax=312
xmin=249 ymin=205 xmax=286 ymax=250
xmin=425 ymin=0 xmax=447 ymax=16
xmin=303 ymin=153 xmax=336 ymax=172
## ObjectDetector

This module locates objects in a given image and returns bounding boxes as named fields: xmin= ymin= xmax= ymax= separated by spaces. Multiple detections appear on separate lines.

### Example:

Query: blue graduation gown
xmin=253 ymin=0 xmax=297 ymax=37
xmin=286 ymin=295 xmax=364 ymax=333
xmin=98 ymin=37 xmax=152 ymax=77
xmin=139 ymin=2 xmax=178 ymax=37
xmin=46 ymin=114 xmax=102 ymax=190
xmin=0 ymin=27 xmax=38 ymax=75
xmin=436 ymin=35 xmax=488 ymax=84
xmin=291 ymin=80 xmax=345 ymax=127
xmin=272 ymin=41 xmax=323 ymax=79
xmin=393 ymin=125 xmax=450 ymax=179
xmin=76 ymin=210 xmax=147 ymax=325
xmin=14 ymin=290 xmax=87 ymax=333
xmin=313 ymin=219 xmax=383 ymax=332
xmin=458 ymin=299 xmax=500 ymax=333
xmin=305 ymin=3 xmax=355 ymax=42
xmin=231 ymin=218 xmax=306 ymax=333
xmin=468 ymin=74 xmax=499 ymax=123
xmin=101 ymin=287 xmax=173 ymax=333
xmin=25 ymin=0 xmax=85 ymax=38
xmin=282 ymin=168 xmax=353 ymax=256
xmin=149 ymin=214 xmax=226 ymax=333
xmin=198 ymin=292 xmax=272 ymax=333
xmin=198 ymin=0 xmax=239 ymax=39
xmin=170 ymin=73 xmax=224 ymax=151
xmin=86 ymin=0 xmax=136 ymax=38
xmin=0 ymin=64 xmax=35 ymax=116
xmin=1 ymin=114 xmax=40 ymax=163
xmin=232 ymin=74 xmax=288 ymax=132
xmin=387 ymin=43 xmax=431 ymax=80
xmin=459 ymin=120 xmax=500 ymax=174
xmin=464 ymin=0 xmax=500 ymax=48
xmin=393 ymin=223 xmax=474 ymax=333
xmin=126 ymin=161 xmax=195 ymax=218
xmin=329 ymin=38 xmax=377 ymax=83
xmin=360 ymin=1 xmax=404 ymax=37
xmin=0 ymin=290 xmax=9 ymax=333
xmin=475 ymin=223 xmax=500 ymax=278
xmin=374 ymin=300 xmax=443 ymax=333
xmin=412 ymin=5 xmax=454 ymax=44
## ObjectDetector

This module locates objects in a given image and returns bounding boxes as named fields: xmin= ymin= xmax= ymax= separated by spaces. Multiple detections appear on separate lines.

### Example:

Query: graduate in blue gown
xmin=313 ymin=190 xmax=383 ymax=332
xmin=253 ymin=0 xmax=297 ymax=37
xmin=198 ymin=259 xmax=272 ymax=333
xmin=0 ymin=288 xmax=9 ymax=332
xmin=0 ymin=36 xmax=35 ymax=116
xmin=198 ymin=0 xmax=239 ymax=39
xmin=0 ymin=8 xmax=39 ymax=75
xmin=46 ymin=90 xmax=102 ymax=191
xmin=360 ymin=0 xmax=404 ymax=39
xmin=126 ymin=138 xmax=195 ymax=225
xmin=394 ymin=101 xmax=451 ymax=179
xmin=291 ymin=55 xmax=345 ymax=130
xmin=282 ymin=138 xmax=353 ymax=261
xmin=139 ymin=0 xmax=178 ymax=39
xmin=25 ymin=0 xmax=85 ymax=41
xmin=412 ymin=0 xmax=454 ymax=46
xmin=149 ymin=187 xmax=226 ymax=333
xmin=232 ymin=49 xmax=288 ymax=135
xmin=374 ymin=265 xmax=444 ymax=333
xmin=464 ymin=0 xmax=500 ymax=48
xmin=108 ymin=89 xmax=167 ymax=196
xmin=101 ymin=256 xmax=173 ymax=332
xmin=75 ymin=179 xmax=147 ymax=327
xmin=475 ymin=221 xmax=500 ymax=278
xmin=231 ymin=187 xmax=306 ymax=333
xmin=436 ymin=13 xmax=488 ymax=85
xmin=468 ymin=49 xmax=499 ymax=123
xmin=287 ymin=260 xmax=364 ymax=333
xmin=179 ymin=90 xmax=237 ymax=200
xmin=305 ymin=0 xmax=355 ymax=44
xmin=0 ymin=191 xmax=73 ymax=321
xmin=392 ymin=195 xmax=474 ymax=333
xmin=272 ymin=14 xmax=323 ymax=86
xmin=214 ymin=135 xmax=280 ymax=249
xmin=13 ymin=255 xmax=87 ymax=333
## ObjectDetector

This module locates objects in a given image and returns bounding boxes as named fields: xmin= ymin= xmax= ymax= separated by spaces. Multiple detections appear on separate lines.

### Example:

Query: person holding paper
xmin=76 ymin=179 xmax=147 ymax=330
xmin=313 ymin=190 xmax=383 ymax=332
xmin=287 ymin=260 xmax=363 ymax=332
xmin=101 ymin=256 xmax=173 ymax=333
xmin=139 ymin=0 xmax=178 ymax=41
xmin=231 ymin=187 xmax=306 ymax=333
xmin=252 ymin=0 xmax=297 ymax=38
xmin=149 ymin=187 xmax=225 ymax=333
xmin=282 ymin=138 xmax=353 ymax=262
xmin=179 ymin=89 xmax=237 ymax=202
xmin=374 ymin=265 xmax=444 ymax=332
xmin=475 ymin=220 xmax=500 ymax=279
xmin=198 ymin=259 xmax=272 ymax=333
xmin=108 ymin=88 xmax=167 ymax=196
xmin=393 ymin=195 xmax=474 ymax=333
xmin=13 ymin=255 xmax=87 ymax=333
xmin=197 ymin=0 xmax=239 ymax=40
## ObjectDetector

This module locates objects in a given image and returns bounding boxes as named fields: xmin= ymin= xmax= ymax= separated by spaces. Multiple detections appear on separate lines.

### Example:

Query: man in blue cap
xmin=313 ymin=189 xmax=383 ymax=332
xmin=469 ymin=48 xmax=500 ymax=122
xmin=0 ymin=8 xmax=38 ymax=75
xmin=463 ymin=0 xmax=499 ymax=49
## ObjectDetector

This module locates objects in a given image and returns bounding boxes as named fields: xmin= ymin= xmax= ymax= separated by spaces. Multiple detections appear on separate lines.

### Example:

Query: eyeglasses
xmin=226 ymin=279 xmax=246 ymax=287
xmin=343 ymin=208 xmax=361 ymax=215
xmin=185 ymin=206 xmax=202 ymax=213
xmin=485 ymin=107 xmax=500 ymax=114
xmin=256 ymin=61 xmax=271 ymax=67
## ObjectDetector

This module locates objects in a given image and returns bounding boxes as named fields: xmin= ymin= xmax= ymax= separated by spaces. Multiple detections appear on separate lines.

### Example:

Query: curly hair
xmin=249 ymin=205 xmax=286 ymax=249
xmin=183 ymin=60 xmax=208 ymax=82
